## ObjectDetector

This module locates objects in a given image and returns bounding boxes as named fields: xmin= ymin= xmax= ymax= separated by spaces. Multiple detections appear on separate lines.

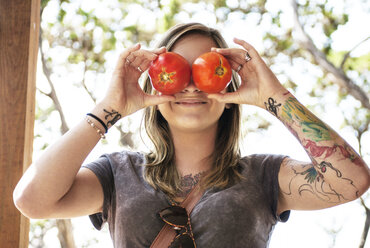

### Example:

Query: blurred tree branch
xmin=290 ymin=0 xmax=370 ymax=110
xmin=359 ymin=196 xmax=370 ymax=248
xmin=340 ymin=36 xmax=370 ymax=69
xmin=356 ymin=117 xmax=370 ymax=248
xmin=39 ymin=28 xmax=69 ymax=134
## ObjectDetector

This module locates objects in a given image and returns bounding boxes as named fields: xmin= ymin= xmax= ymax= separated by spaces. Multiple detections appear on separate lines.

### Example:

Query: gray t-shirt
xmin=84 ymin=151 xmax=290 ymax=248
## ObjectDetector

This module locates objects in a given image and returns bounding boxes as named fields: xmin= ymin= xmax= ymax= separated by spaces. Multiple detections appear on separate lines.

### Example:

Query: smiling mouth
xmin=175 ymin=100 xmax=207 ymax=105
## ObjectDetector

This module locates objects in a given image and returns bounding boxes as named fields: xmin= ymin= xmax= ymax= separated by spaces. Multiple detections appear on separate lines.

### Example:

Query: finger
xmin=228 ymin=59 xmax=243 ymax=71
xmin=151 ymin=46 xmax=167 ymax=55
xmin=130 ymin=51 xmax=159 ymax=72
xmin=233 ymin=38 xmax=254 ymax=50
xmin=144 ymin=94 xmax=176 ymax=107
xmin=130 ymin=55 xmax=151 ymax=69
xmin=211 ymin=47 xmax=246 ymax=65
xmin=211 ymin=47 xmax=239 ymax=57
xmin=233 ymin=38 xmax=259 ymax=58
xmin=137 ymin=60 xmax=153 ymax=72
xmin=131 ymin=49 xmax=159 ymax=61
xmin=207 ymin=92 xmax=239 ymax=104
xmin=115 ymin=43 xmax=140 ymax=71
xmin=134 ymin=47 xmax=166 ymax=72
xmin=209 ymin=50 xmax=247 ymax=73
xmin=229 ymin=60 xmax=253 ymax=75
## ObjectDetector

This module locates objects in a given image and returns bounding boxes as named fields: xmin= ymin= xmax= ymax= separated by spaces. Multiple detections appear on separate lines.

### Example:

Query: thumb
xmin=207 ymin=92 xmax=239 ymax=104
xmin=144 ymin=94 xmax=175 ymax=107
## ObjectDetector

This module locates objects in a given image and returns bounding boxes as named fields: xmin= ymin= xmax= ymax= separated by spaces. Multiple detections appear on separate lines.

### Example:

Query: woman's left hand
xmin=208 ymin=38 xmax=287 ymax=108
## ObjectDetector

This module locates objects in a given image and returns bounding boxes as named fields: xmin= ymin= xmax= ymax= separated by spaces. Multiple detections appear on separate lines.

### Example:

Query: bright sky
xmin=34 ymin=0 xmax=370 ymax=247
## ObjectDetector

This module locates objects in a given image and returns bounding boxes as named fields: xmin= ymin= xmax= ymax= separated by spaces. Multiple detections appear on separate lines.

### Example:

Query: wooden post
xmin=0 ymin=0 xmax=40 ymax=247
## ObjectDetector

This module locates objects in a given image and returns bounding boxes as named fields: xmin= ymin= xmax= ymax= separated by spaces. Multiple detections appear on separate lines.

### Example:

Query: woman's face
xmin=157 ymin=33 xmax=228 ymax=134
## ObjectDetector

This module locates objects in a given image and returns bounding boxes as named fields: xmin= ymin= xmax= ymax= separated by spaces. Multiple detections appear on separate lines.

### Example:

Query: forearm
xmin=265 ymin=91 xmax=370 ymax=200
xmin=13 ymin=102 xmax=122 ymax=209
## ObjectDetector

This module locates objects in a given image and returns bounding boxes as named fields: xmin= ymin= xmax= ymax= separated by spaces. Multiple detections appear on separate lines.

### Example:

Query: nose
xmin=182 ymin=77 xmax=200 ymax=93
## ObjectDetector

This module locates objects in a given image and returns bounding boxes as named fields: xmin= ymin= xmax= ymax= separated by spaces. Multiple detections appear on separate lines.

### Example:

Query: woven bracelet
xmin=86 ymin=113 xmax=108 ymax=133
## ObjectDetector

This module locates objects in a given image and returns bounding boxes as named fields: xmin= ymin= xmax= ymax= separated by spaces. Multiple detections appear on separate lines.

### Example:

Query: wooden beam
xmin=0 ymin=0 xmax=40 ymax=247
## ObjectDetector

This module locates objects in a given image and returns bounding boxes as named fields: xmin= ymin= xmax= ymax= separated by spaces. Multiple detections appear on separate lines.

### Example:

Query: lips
xmin=175 ymin=98 xmax=208 ymax=105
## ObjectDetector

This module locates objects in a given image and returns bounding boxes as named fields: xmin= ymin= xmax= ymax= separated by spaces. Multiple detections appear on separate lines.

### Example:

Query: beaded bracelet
xmin=86 ymin=117 xmax=106 ymax=139
xmin=86 ymin=113 xmax=108 ymax=133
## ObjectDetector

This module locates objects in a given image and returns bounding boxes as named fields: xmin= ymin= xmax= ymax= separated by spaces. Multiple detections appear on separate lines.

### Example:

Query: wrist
xmin=90 ymin=102 xmax=123 ymax=130
xmin=262 ymin=89 xmax=293 ymax=118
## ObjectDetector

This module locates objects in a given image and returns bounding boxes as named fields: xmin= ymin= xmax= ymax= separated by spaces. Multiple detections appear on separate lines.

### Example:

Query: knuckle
xmin=119 ymin=52 xmax=127 ymax=59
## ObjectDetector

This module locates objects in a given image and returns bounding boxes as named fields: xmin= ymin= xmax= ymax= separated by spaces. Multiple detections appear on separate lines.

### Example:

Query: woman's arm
xmin=266 ymin=92 xmax=370 ymax=213
xmin=13 ymin=45 xmax=174 ymax=219
xmin=13 ymin=103 xmax=116 ymax=219
xmin=210 ymin=38 xmax=370 ymax=213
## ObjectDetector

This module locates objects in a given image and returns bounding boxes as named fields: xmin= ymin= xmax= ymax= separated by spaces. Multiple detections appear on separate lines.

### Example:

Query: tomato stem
xmin=159 ymin=68 xmax=175 ymax=84
xmin=215 ymin=58 xmax=225 ymax=77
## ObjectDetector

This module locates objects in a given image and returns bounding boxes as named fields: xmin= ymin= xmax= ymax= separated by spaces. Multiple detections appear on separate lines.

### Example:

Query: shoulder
xmin=240 ymin=153 xmax=288 ymax=168
xmin=87 ymin=150 xmax=146 ymax=179
xmin=102 ymin=150 xmax=145 ymax=168
xmin=238 ymin=154 xmax=289 ymax=180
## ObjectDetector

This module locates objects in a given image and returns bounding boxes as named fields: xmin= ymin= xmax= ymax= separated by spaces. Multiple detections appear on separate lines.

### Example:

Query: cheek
xmin=157 ymin=102 xmax=171 ymax=119
xmin=205 ymin=101 xmax=227 ymax=122
xmin=157 ymin=103 xmax=165 ymax=113
xmin=215 ymin=104 xmax=227 ymax=118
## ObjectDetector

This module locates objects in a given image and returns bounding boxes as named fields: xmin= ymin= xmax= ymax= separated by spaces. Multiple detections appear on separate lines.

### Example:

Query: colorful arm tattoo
xmin=281 ymin=160 xmax=359 ymax=203
xmin=280 ymin=97 xmax=331 ymax=142
xmin=264 ymin=93 xmax=364 ymax=202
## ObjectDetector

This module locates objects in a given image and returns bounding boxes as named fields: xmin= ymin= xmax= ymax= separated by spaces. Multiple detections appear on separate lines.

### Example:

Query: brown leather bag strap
xmin=150 ymin=184 xmax=204 ymax=248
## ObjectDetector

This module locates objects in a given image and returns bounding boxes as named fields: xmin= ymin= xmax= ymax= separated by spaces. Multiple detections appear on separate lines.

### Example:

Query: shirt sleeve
xmin=82 ymin=154 xmax=114 ymax=230
xmin=253 ymin=154 xmax=290 ymax=222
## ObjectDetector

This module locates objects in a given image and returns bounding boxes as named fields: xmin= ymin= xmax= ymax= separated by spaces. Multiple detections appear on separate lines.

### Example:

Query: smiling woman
xmin=13 ymin=22 xmax=369 ymax=248
xmin=156 ymin=34 xmax=230 ymax=139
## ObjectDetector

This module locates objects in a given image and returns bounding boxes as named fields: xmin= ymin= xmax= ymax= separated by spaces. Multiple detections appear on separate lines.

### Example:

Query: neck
xmin=171 ymin=125 xmax=218 ymax=176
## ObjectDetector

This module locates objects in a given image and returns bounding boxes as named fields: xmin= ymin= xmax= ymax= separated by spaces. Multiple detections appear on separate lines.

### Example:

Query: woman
xmin=14 ymin=23 xmax=369 ymax=247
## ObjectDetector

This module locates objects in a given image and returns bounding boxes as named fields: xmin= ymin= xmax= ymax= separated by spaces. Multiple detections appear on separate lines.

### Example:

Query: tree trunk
xmin=56 ymin=219 xmax=76 ymax=248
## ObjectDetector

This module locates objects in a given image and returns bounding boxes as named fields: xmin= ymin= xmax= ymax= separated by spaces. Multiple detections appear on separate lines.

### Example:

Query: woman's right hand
xmin=101 ymin=44 xmax=175 ymax=118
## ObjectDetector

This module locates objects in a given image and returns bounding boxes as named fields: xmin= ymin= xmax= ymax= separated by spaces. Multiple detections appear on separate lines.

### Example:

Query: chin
xmin=170 ymin=120 xmax=218 ymax=134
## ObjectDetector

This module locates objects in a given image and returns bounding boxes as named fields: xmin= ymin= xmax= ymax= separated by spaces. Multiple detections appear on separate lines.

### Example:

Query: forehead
xmin=171 ymin=33 xmax=218 ymax=65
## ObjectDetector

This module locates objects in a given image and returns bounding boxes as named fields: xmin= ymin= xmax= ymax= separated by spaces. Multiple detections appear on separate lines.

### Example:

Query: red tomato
xmin=148 ymin=52 xmax=191 ymax=95
xmin=192 ymin=52 xmax=232 ymax=93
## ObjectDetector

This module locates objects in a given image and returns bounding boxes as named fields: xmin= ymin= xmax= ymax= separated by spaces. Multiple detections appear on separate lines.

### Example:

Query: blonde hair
xmin=142 ymin=23 xmax=242 ymax=198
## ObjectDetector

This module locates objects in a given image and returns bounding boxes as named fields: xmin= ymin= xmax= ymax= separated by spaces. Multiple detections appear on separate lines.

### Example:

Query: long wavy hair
xmin=142 ymin=23 xmax=242 ymax=198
